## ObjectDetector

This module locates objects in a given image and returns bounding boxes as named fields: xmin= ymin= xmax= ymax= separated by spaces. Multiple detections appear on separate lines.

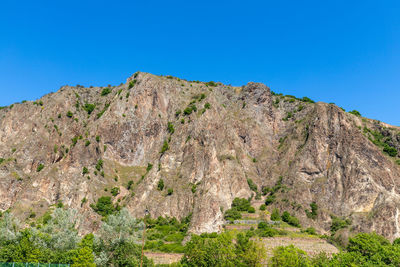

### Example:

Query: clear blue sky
xmin=1 ymin=1 xmax=399 ymax=125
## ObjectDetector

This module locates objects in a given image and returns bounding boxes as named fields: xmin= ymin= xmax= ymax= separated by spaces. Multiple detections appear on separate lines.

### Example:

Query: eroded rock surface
xmin=1 ymin=72 xmax=400 ymax=240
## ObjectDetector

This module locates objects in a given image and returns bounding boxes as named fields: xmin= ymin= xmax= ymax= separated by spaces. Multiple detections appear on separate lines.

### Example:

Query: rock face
xmin=1 ymin=72 xmax=400 ymax=240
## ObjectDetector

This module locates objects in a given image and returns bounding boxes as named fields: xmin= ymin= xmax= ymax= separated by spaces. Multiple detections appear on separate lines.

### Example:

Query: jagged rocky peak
xmin=1 ymin=72 xmax=400 ymax=241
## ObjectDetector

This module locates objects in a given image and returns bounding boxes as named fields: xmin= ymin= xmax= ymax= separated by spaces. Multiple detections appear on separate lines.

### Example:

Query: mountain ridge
xmin=1 ymin=71 xmax=400 ymax=242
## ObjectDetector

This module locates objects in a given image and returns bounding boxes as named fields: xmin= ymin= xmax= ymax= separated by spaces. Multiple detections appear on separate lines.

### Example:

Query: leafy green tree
xmin=270 ymin=208 xmax=281 ymax=221
xmin=269 ymin=245 xmax=311 ymax=267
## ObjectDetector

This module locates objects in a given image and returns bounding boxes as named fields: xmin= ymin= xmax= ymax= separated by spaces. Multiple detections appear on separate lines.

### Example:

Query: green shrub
xmin=270 ymin=208 xmax=281 ymax=221
xmin=260 ymin=204 xmax=266 ymax=211
xmin=175 ymin=110 xmax=181 ymax=117
xmin=146 ymin=163 xmax=153 ymax=172
xmin=205 ymin=81 xmax=217 ymax=87
xmin=383 ymin=144 xmax=397 ymax=157
xmin=247 ymin=178 xmax=258 ymax=192
xmin=330 ymin=216 xmax=351 ymax=235
xmin=126 ymin=180 xmax=134 ymax=190
xmin=282 ymin=211 xmax=300 ymax=227
xmin=167 ymin=122 xmax=175 ymax=134
xmin=265 ymin=195 xmax=276 ymax=205
xmin=269 ymin=245 xmax=310 ymax=267
xmin=167 ymin=188 xmax=173 ymax=195
xmin=101 ymin=87 xmax=111 ymax=96
xmin=85 ymin=140 xmax=91 ymax=147
xmin=204 ymin=102 xmax=211 ymax=109
xmin=248 ymin=207 xmax=256 ymax=213
xmin=66 ymin=111 xmax=73 ymax=118
xmin=305 ymin=202 xmax=318 ymax=219
xmin=96 ymin=136 xmax=100 ymax=142
xmin=96 ymin=159 xmax=103 ymax=171
xmin=36 ymin=164 xmax=45 ymax=172
xmin=128 ymin=79 xmax=137 ymax=89
xmin=82 ymin=167 xmax=89 ymax=175
xmin=224 ymin=208 xmax=242 ymax=223
xmin=111 ymin=187 xmax=120 ymax=197
xmin=191 ymin=184 xmax=197 ymax=193
xmin=157 ymin=179 xmax=164 ymax=191
xmin=160 ymin=140 xmax=169 ymax=154
xmin=232 ymin=198 xmax=251 ymax=211
xmin=303 ymin=227 xmax=316 ymax=235
xmin=349 ymin=110 xmax=361 ymax=116
xmin=90 ymin=196 xmax=118 ymax=216
xmin=83 ymin=103 xmax=96 ymax=114
xmin=96 ymin=103 xmax=110 ymax=119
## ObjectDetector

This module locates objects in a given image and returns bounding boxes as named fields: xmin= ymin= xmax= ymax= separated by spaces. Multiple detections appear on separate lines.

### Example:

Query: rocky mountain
xmin=1 ymin=72 xmax=400 ymax=241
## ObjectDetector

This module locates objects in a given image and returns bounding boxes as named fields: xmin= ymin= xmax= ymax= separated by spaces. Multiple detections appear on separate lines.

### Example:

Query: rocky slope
xmin=1 ymin=72 xmax=400 ymax=241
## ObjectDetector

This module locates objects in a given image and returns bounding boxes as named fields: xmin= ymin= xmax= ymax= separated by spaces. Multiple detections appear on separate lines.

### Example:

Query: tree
xmin=269 ymin=245 xmax=311 ymax=267
xmin=270 ymin=208 xmax=281 ymax=221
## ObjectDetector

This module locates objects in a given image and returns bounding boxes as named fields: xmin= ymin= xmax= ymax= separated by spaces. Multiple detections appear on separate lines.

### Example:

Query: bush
xmin=306 ymin=202 xmax=318 ymax=219
xmin=90 ymin=196 xmax=118 ymax=216
xmin=304 ymin=227 xmax=316 ymax=235
xmin=160 ymin=140 xmax=169 ymax=154
xmin=248 ymin=207 xmax=256 ymax=213
xmin=265 ymin=194 xmax=276 ymax=205
xmin=270 ymin=208 xmax=281 ymax=221
xmin=157 ymin=179 xmax=164 ymax=191
xmin=269 ymin=245 xmax=310 ymax=267
xmin=224 ymin=208 xmax=241 ymax=222
xmin=36 ymin=164 xmax=44 ymax=172
xmin=126 ymin=180 xmax=134 ymax=190
xmin=247 ymin=178 xmax=258 ymax=192
xmin=167 ymin=188 xmax=173 ymax=195
xmin=128 ymin=79 xmax=137 ymax=89
xmin=96 ymin=136 xmax=100 ymax=142
xmin=83 ymin=103 xmax=96 ymax=114
xmin=204 ymin=102 xmax=211 ymax=109
xmin=85 ymin=140 xmax=91 ymax=147
xmin=383 ymin=144 xmax=397 ymax=157
xmin=146 ymin=163 xmax=153 ymax=172
xmin=349 ymin=110 xmax=361 ymax=116
xmin=331 ymin=216 xmax=351 ymax=235
xmin=167 ymin=122 xmax=175 ymax=134
xmin=260 ymin=204 xmax=266 ymax=211
xmin=282 ymin=211 xmax=300 ymax=227
xmin=101 ymin=88 xmax=111 ymax=96
xmin=95 ymin=159 xmax=103 ymax=171
xmin=111 ymin=187 xmax=120 ymax=197
xmin=66 ymin=111 xmax=73 ymax=118
xmin=82 ymin=167 xmax=89 ymax=175
xmin=232 ymin=198 xmax=251 ymax=212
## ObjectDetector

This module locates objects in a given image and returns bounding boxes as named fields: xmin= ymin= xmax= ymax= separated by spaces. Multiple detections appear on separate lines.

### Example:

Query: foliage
xmin=128 ymin=79 xmax=137 ymax=89
xmin=224 ymin=209 xmax=241 ymax=223
xmin=83 ymin=103 xmax=96 ymax=115
xmin=36 ymin=164 xmax=44 ymax=172
xmin=146 ymin=163 xmax=153 ymax=172
xmin=269 ymin=245 xmax=311 ymax=267
xmin=167 ymin=122 xmax=175 ymax=134
xmin=248 ymin=207 xmax=256 ymax=213
xmin=157 ymin=179 xmax=164 ymax=191
xmin=349 ymin=110 xmax=361 ymax=116
xmin=232 ymin=198 xmax=251 ymax=212
xmin=160 ymin=140 xmax=169 ymax=154
xmin=305 ymin=202 xmax=318 ymax=220
xmin=110 ymin=187 xmax=120 ymax=197
xmin=66 ymin=111 xmax=73 ymax=118
xmin=270 ymin=208 xmax=281 ymax=221
xmin=100 ymin=88 xmax=111 ymax=96
xmin=90 ymin=196 xmax=119 ymax=217
xmin=181 ymin=232 xmax=266 ymax=266
xmin=247 ymin=178 xmax=258 ymax=192
xmin=82 ymin=167 xmax=89 ymax=175
xmin=330 ymin=216 xmax=351 ymax=235
xmin=259 ymin=204 xmax=266 ymax=211
xmin=167 ymin=188 xmax=174 ymax=195
xmin=95 ymin=159 xmax=103 ymax=171
xmin=96 ymin=103 xmax=110 ymax=119
xmin=281 ymin=211 xmax=301 ymax=227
